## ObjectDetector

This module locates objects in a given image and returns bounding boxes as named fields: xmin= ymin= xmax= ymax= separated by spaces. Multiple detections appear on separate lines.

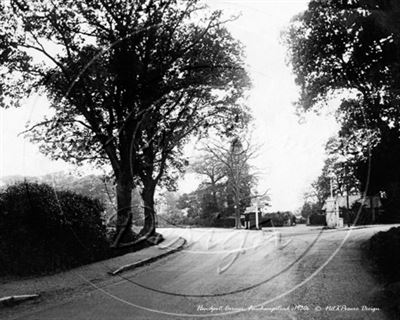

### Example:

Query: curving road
xmin=4 ymin=225 xmax=395 ymax=320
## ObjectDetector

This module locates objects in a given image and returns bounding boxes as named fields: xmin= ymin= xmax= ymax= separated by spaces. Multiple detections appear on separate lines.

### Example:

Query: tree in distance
xmin=203 ymin=136 xmax=258 ymax=228
xmin=190 ymin=151 xmax=227 ymax=216
xmin=162 ymin=136 xmax=258 ymax=228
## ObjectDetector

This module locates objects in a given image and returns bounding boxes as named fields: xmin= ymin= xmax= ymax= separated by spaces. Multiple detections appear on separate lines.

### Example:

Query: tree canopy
xmin=0 ymin=0 xmax=251 ymax=243
xmin=159 ymin=136 xmax=257 ymax=228
xmin=204 ymin=136 xmax=257 ymax=228
xmin=284 ymin=0 xmax=398 ymax=112
xmin=285 ymin=0 xmax=400 ymax=221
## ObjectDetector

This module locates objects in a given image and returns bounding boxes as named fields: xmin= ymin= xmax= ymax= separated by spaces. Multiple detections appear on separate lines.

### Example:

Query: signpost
xmin=250 ymin=193 xmax=271 ymax=230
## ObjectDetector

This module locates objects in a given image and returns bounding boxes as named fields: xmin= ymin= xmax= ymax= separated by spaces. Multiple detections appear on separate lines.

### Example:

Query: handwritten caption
xmin=196 ymin=304 xmax=380 ymax=313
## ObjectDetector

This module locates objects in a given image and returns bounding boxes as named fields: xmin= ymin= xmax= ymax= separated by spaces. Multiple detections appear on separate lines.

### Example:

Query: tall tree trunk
xmin=140 ymin=182 xmax=156 ymax=237
xmin=234 ymin=191 xmax=241 ymax=229
xmin=212 ymin=184 xmax=218 ymax=211
xmin=112 ymin=175 xmax=134 ymax=247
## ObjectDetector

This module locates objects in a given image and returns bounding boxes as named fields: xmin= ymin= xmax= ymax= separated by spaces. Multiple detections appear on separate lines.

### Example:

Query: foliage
xmin=300 ymin=201 xmax=323 ymax=219
xmin=296 ymin=216 xmax=307 ymax=224
xmin=369 ymin=227 xmax=400 ymax=281
xmin=369 ymin=225 xmax=400 ymax=316
xmin=169 ymin=137 xmax=258 ymax=227
xmin=176 ymin=192 xmax=201 ymax=218
xmin=159 ymin=188 xmax=222 ymax=227
xmin=204 ymin=137 xmax=257 ymax=227
xmin=323 ymin=136 xmax=361 ymax=194
xmin=308 ymin=214 xmax=327 ymax=226
xmin=284 ymin=0 xmax=398 ymax=112
xmin=0 ymin=0 xmax=251 ymax=242
xmin=1 ymin=172 xmax=120 ymax=220
xmin=190 ymin=153 xmax=227 ymax=215
xmin=303 ymin=134 xmax=362 ymax=216
xmin=304 ymin=174 xmax=331 ymax=207
xmin=158 ymin=150 xmax=257 ymax=228
xmin=285 ymin=0 xmax=400 ymax=220
xmin=262 ymin=211 xmax=295 ymax=227
xmin=0 ymin=182 xmax=109 ymax=275
xmin=348 ymin=202 xmax=374 ymax=225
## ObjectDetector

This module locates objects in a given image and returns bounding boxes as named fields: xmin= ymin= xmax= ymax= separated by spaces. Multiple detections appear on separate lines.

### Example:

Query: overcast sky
xmin=180 ymin=0 xmax=339 ymax=211
xmin=0 ymin=0 xmax=339 ymax=211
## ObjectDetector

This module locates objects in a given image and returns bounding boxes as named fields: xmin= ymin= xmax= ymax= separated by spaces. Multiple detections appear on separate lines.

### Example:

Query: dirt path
xmin=1 ymin=226 xmax=394 ymax=320
xmin=278 ymin=227 xmax=389 ymax=319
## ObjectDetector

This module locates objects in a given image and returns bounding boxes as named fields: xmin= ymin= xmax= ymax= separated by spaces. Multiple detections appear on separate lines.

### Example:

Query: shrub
xmin=369 ymin=227 xmax=400 ymax=282
xmin=0 ymin=182 xmax=110 ymax=275
xmin=270 ymin=213 xmax=285 ymax=227
xmin=349 ymin=203 xmax=373 ymax=225
xmin=261 ymin=212 xmax=296 ymax=227
xmin=213 ymin=217 xmax=236 ymax=228
xmin=309 ymin=214 xmax=327 ymax=226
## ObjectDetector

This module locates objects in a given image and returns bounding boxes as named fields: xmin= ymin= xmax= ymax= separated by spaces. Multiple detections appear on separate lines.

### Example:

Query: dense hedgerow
xmin=369 ymin=227 xmax=400 ymax=281
xmin=0 ymin=182 xmax=110 ymax=275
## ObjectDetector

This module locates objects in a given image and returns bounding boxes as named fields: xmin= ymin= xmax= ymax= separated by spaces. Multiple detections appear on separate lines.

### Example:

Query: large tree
xmin=284 ymin=0 xmax=398 ymax=111
xmin=205 ymin=137 xmax=257 ymax=228
xmin=284 ymin=0 xmax=400 ymax=220
xmin=0 ymin=0 xmax=250 ymax=245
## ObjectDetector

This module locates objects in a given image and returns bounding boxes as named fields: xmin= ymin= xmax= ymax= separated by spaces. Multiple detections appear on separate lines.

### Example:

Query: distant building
xmin=322 ymin=194 xmax=383 ymax=227
xmin=322 ymin=195 xmax=361 ymax=211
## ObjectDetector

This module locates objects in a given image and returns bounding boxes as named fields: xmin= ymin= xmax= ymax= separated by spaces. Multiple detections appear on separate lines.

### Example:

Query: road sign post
xmin=255 ymin=200 xmax=259 ymax=229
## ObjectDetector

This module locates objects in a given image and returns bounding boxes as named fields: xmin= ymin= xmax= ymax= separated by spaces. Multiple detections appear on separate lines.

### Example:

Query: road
xmin=3 ymin=225 xmax=394 ymax=320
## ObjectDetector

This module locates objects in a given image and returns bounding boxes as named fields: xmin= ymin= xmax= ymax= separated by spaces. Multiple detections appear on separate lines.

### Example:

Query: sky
xmin=0 ymin=0 xmax=339 ymax=211
xmin=180 ymin=0 xmax=340 ymax=211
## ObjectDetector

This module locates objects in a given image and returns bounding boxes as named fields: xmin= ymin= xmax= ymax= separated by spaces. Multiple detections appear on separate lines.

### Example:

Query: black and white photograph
xmin=1 ymin=0 xmax=399 ymax=319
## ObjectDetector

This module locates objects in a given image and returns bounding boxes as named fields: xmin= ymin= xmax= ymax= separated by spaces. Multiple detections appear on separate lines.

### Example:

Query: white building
xmin=322 ymin=194 xmax=382 ymax=227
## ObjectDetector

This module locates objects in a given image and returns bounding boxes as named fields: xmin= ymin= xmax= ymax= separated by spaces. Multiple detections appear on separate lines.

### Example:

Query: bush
xmin=261 ymin=212 xmax=296 ymax=227
xmin=0 ymin=182 xmax=110 ymax=275
xmin=369 ymin=227 xmax=400 ymax=281
xmin=348 ymin=203 xmax=374 ymax=225
xmin=309 ymin=214 xmax=327 ymax=226
xmin=213 ymin=217 xmax=236 ymax=228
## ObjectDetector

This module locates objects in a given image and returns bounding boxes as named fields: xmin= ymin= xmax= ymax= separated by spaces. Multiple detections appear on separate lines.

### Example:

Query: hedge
xmin=0 ymin=182 xmax=110 ymax=275
xmin=369 ymin=227 xmax=400 ymax=281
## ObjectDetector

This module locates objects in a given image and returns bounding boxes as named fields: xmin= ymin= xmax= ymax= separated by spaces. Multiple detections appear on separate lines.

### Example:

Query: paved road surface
xmin=3 ymin=225 xmax=394 ymax=319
